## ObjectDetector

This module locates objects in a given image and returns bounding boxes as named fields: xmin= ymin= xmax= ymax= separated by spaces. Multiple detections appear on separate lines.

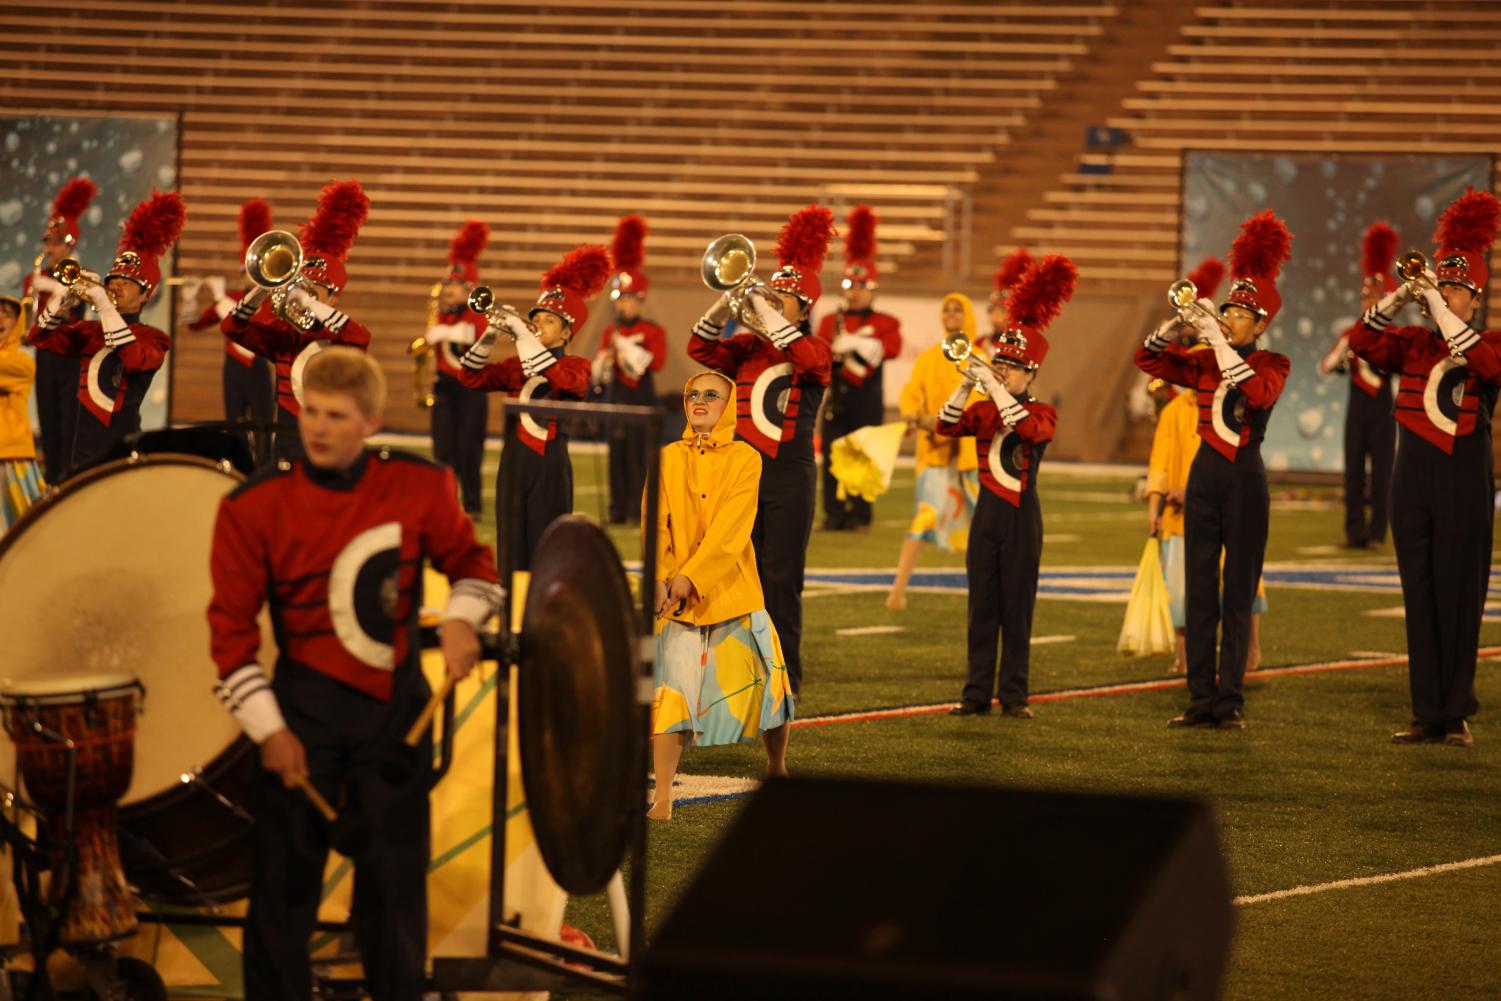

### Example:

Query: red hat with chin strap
xmin=991 ymin=255 xmax=1076 ymax=371
xmin=1431 ymin=188 xmax=1499 ymax=294
xmin=1221 ymin=209 xmax=1293 ymax=323
xmin=531 ymin=244 xmax=611 ymax=333
xmin=1360 ymin=222 xmax=1398 ymax=295
xmin=298 ymin=179 xmax=369 ymax=296
xmin=841 ymin=204 xmax=878 ymax=290
xmin=105 ymin=190 xmax=186 ymax=301
xmin=610 ymin=215 xmax=650 ymax=299
xmin=769 ymin=205 xmax=835 ymax=307
xmin=44 ymin=177 xmax=97 ymax=248
xmin=989 ymin=247 xmax=1033 ymax=307
xmin=445 ymin=220 xmax=489 ymax=286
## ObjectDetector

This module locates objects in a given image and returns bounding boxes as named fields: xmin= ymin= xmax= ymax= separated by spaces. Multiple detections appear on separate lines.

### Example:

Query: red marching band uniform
xmin=815 ymin=205 xmax=902 ymax=531
xmin=594 ymin=214 xmax=667 ymax=525
xmin=427 ymin=220 xmax=492 ymax=516
xmin=689 ymin=205 xmax=836 ymax=694
xmin=939 ymin=255 xmax=1073 ymax=715
xmin=29 ymin=189 xmax=185 ymax=480
xmin=459 ymin=244 xmax=606 ymax=569
xmin=220 ymin=180 xmax=372 ymax=461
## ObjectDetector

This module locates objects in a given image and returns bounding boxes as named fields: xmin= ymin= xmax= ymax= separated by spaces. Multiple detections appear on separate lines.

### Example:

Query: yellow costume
xmin=0 ymin=297 xmax=44 ymax=533
xmin=648 ymin=374 xmax=793 ymax=744
xmin=1145 ymin=387 xmax=1198 ymax=539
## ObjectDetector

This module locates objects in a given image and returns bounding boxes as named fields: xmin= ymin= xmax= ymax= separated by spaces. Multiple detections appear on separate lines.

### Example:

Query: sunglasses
xmin=685 ymin=388 xmax=726 ymax=403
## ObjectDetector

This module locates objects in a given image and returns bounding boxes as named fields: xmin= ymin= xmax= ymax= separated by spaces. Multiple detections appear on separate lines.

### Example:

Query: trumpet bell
xmin=702 ymin=234 xmax=757 ymax=291
xmin=468 ymin=285 xmax=495 ymax=313
xmin=1397 ymin=250 xmax=1430 ymax=283
xmin=940 ymin=331 xmax=972 ymax=366
xmin=1167 ymin=278 xmax=1199 ymax=310
xmin=52 ymin=258 xmax=85 ymax=286
xmin=244 ymin=230 xmax=304 ymax=290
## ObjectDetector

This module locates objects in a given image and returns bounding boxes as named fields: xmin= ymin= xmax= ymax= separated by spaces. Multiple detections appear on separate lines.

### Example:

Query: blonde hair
xmin=302 ymin=347 xmax=387 ymax=417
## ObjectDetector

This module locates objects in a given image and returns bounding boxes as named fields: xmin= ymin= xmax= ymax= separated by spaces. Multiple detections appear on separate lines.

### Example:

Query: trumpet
xmin=940 ymin=332 xmax=989 ymax=397
xmin=467 ymin=285 xmax=539 ymax=338
xmin=701 ymin=233 xmax=779 ymax=335
xmin=244 ymin=230 xmax=319 ymax=331
xmin=1397 ymin=249 xmax=1442 ymax=320
xmin=1167 ymin=278 xmax=1230 ymax=337
xmin=52 ymin=257 xmax=117 ymax=309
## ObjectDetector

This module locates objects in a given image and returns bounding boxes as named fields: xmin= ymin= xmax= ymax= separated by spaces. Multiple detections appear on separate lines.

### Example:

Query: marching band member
xmin=221 ymin=180 xmax=372 ymax=461
xmin=689 ymin=205 xmax=835 ymax=695
xmin=1318 ymin=221 xmax=1398 ymax=550
xmin=816 ymin=205 xmax=902 ymax=532
xmin=885 ymin=292 xmax=982 ymax=612
xmin=460 ymin=244 xmax=606 ymax=568
xmin=595 ymin=215 xmax=666 ymax=525
xmin=647 ymin=371 xmax=794 ymax=820
xmin=208 ymin=347 xmax=501 ymax=1001
xmin=425 ymin=220 xmax=491 ymax=517
xmin=0 ymin=296 xmax=44 ymax=535
xmin=939 ymin=256 xmax=1074 ymax=718
xmin=1349 ymin=189 xmax=1501 ymax=748
xmin=23 ymin=177 xmax=96 ymax=484
xmin=29 ymin=189 xmax=185 ymax=479
xmin=1137 ymin=211 xmax=1292 ymax=730
xmin=183 ymin=198 xmax=276 ymax=454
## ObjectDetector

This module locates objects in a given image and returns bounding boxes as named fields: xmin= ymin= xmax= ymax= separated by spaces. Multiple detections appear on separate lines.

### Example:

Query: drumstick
xmin=403 ymin=676 xmax=456 ymax=747
xmin=295 ymin=775 xmax=338 ymax=823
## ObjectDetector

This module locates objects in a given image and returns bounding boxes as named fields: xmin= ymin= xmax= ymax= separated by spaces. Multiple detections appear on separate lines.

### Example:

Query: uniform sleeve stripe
xmin=693 ymin=319 xmax=725 ymax=340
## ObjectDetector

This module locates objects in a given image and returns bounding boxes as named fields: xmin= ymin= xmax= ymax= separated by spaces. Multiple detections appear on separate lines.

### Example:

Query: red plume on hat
xmin=610 ymin=214 xmax=650 ymax=298
xmin=990 ymin=246 xmax=1033 ymax=305
xmin=533 ymin=244 xmax=611 ymax=332
xmin=1432 ymin=188 xmax=1500 ymax=294
xmin=299 ymin=179 xmax=370 ymax=295
xmin=238 ymin=198 xmax=274 ymax=256
xmin=446 ymin=220 xmax=489 ymax=286
xmin=105 ymin=190 xmax=186 ymax=301
xmin=994 ymin=254 xmax=1077 ymax=371
xmin=770 ymin=204 xmax=836 ymax=306
xmin=842 ymin=204 xmax=879 ymax=289
xmin=1185 ymin=256 xmax=1226 ymax=300
xmin=1223 ymin=209 xmax=1293 ymax=323
xmin=1360 ymin=221 xmax=1398 ymax=294
xmin=46 ymin=176 xmax=98 ymax=246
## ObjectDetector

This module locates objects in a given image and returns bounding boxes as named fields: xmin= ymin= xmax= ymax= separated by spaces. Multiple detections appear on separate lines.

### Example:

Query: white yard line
xmin=1236 ymin=854 xmax=1501 ymax=905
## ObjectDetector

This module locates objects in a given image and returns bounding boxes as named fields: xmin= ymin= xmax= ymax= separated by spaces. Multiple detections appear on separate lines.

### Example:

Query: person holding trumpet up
xmin=459 ymin=244 xmax=606 ymax=568
xmin=29 ymin=189 xmax=185 ymax=479
xmin=647 ymin=371 xmax=793 ymax=820
xmin=1348 ymin=189 xmax=1501 ymax=748
xmin=689 ymin=206 xmax=836 ymax=695
xmin=221 ymin=180 xmax=373 ymax=462
xmin=939 ymin=255 xmax=1074 ymax=718
xmin=1137 ymin=210 xmax=1292 ymax=730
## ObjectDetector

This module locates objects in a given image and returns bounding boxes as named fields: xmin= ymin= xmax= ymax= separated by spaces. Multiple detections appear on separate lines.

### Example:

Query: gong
xmin=518 ymin=515 xmax=641 ymax=895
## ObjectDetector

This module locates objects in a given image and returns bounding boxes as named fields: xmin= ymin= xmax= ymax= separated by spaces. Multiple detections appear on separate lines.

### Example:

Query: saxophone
xmin=407 ymin=281 xmax=440 ymax=409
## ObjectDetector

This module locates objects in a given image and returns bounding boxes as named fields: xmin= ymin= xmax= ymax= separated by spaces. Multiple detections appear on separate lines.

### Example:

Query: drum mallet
xmin=295 ymin=775 xmax=371 ymax=857
xmin=378 ymin=676 xmax=456 ymax=786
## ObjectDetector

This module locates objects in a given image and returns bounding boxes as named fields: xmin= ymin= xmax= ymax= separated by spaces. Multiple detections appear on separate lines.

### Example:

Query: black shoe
xmin=948 ymin=702 xmax=991 ymax=717
xmin=1217 ymin=710 xmax=1246 ymax=730
xmin=821 ymin=518 xmax=848 ymax=532
xmin=1001 ymin=704 xmax=1034 ymax=719
xmin=1168 ymin=711 xmax=1216 ymax=728
xmin=1391 ymin=722 xmax=1443 ymax=744
xmin=1443 ymin=721 xmax=1474 ymax=747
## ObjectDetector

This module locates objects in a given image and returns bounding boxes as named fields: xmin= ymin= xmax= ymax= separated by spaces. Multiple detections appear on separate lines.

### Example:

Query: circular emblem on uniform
xmin=328 ymin=521 xmax=403 ymax=670
xmin=1211 ymin=380 xmax=1246 ymax=447
xmin=1423 ymin=356 xmax=1466 ymax=436
xmin=749 ymin=362 xmax=794 ymax=444
xmin=987 ymin=430 xmax=1023 ymax=493
xmin=518 ymin=374 xmax=553 ymax=442
xmin=290 ymin=339 xmax=332 ymax=406
xmin=85 ymin=347 xmax=121 ymax=414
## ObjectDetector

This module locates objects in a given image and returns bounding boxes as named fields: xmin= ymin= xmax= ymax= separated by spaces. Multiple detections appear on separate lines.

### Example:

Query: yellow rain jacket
xmin=897 ymin=292 xmax=982 ymax=473
xmin=0 ymin=298 xmax=37 ymax=461
xmin=648 ymin=373 xmax=765 ymax=626
xmin=1145 ymin=380 xmax=1200 ymax=539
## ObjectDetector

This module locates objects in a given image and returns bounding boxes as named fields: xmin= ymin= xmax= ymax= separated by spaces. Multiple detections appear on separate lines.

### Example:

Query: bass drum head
xmin=518 ymin=516 xmax=640 ymax=896
xmin=0 ymin=454 xmax=273 ymax=903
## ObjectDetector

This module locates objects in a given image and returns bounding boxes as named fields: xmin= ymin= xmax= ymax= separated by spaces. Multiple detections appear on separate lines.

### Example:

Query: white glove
xmin=97 ymin=299 xmax=135 ymax=349
xmin=208 ymin=275 xmax=227 ymax=300
xmin=1422 ymin=287 xmax=1481 ymax=355
xmin=514 ymin=325 xmax=556 ymax=377
xmin=1192 ymin=309 xmax=1228 ymax=347
xmin=617 ymin=338 xmax=652 ymax=379
xmin=749 ymin=293 xmax=800 ymax=350
xmin=830 ymin=332 xmax=859 ymax=355
xmin=241 ymin=285 xmax=269 ymax=308
xmin=939 ymin=376 xmax=976 ymax=424
xmin=590 ymin=351 xmax=613 ymax=384
xmin=706 ymin=291 xmax=734 ymax=326
xmin=1364 ymin=286 xmax=1409 ymax=330
xmin=850 ymin=334 xmax=884 ymax=368
xmin=972 ymin=363 xmax=1005 ymax=400
xmin=1317 ymin=335 xmax=1350 ymax=376
xmin=1145 ymin=316 xmax=1179 ymax=352
xmin=31 ymin=271 xmax=63 ymax=297
xmin=83 ymin=281 xmax=113 ymax=310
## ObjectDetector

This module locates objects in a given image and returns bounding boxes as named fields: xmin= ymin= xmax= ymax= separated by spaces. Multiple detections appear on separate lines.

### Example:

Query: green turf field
xmin=455 ymin=442 xmax=1501 ymax=998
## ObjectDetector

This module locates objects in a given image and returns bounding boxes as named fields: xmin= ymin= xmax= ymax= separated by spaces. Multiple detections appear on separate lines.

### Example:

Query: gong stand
xmin=431 ymin=397 xmax=661 ymax=997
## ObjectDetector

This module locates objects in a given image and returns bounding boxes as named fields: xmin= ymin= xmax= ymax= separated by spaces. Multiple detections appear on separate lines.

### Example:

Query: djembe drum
xmin=0 ymin=674 xmax=144 ymax=944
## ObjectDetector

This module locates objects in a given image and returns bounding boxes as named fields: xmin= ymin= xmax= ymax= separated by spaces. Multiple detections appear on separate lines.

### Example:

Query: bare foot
xmin=885 ymin=591 xmax=906 ymax=611
xmin=764 ymin=765 xmax=790 ymax=779
xmin=646 ymin=801 xmax=672 ymax=821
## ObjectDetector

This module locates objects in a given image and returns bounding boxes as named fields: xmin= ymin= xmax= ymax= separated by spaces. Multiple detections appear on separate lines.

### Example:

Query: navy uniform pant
xmin=1343 ymin=383 xmax=1394 ymax=546
xmin=431 ymin=373 xmax=489 ymax=515
xmin=498 ymin=432 xmax=573 ymax=573
xmin=1183 ymin=445 xmax=1268 ymax=720
xmin=819 ymin=376 xmax=883 ymax=529
xmin=224 ymin=355 xmax=276 ymax=465
xmin=244 ymin=662 xmax=431 ymax=1001
xmin=962 ymin=488 xmax=1043 ymax=708
xmin=751 ymin=457 xmax=817 ymax=693
xmin=34 ymin=349 xmax=74 ymax=484
xmin=1390 ymin=427 xmax=1489 ymax=729
xmin=606 ymin=375 xmax=655 ymax=524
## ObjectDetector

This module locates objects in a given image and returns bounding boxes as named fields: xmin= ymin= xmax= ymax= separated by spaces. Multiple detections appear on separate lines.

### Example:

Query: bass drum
xmin=0 ymin=452 xmax=273 ymax=906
